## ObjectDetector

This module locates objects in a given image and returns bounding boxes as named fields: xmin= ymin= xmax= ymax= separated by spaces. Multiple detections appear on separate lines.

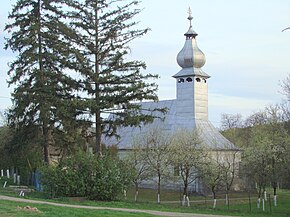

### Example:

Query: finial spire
xmin=184 ymin=7 xmax=197 ymax=38
xmin=187 ymin=7 xmax=193 ymax=27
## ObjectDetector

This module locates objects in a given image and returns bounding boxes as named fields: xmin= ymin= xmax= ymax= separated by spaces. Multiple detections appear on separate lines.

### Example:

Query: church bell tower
xmin=173 ymin=8 xmax=210 ymax=120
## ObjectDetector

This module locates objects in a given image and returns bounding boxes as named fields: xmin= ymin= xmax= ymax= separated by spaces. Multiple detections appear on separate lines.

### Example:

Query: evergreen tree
xmin=5 ymin=0 xmax=81 ymax=163
xmin=67 ymin=0 xmax=162 ymax=154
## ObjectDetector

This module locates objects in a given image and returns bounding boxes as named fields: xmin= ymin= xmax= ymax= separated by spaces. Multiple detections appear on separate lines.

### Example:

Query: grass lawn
xmin=0 ymin=200 xmax=157 ymax=217
xmin=1 ymin=177 xmax=290 ymax=217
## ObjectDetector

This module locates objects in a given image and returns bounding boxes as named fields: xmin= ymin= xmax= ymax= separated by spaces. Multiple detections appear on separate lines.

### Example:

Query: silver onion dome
xmin=176 ymin=8 xmax=206 ymax=70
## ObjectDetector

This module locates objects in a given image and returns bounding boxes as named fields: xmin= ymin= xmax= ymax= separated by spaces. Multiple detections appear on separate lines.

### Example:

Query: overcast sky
xmin=1 ymin=0 xmax=290 ymax=126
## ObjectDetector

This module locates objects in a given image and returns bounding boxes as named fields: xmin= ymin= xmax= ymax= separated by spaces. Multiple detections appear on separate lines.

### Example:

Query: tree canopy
xmin=65 ymin=0 xmax=161 ymax=154
xmin=5 ymin=0 xmax=161 ymax=162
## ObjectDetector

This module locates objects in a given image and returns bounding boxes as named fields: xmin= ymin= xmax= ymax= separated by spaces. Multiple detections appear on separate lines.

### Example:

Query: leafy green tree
xmin=5 ymin=0 xmax=82 ymax=163
xmin=0 ymin=126 xmax=14 ymax=170
xmin=263 ymin=105 xmax=289 ymax=206
xmin=221 ymin=151 xmax=240 ymax=207
xmin=67 ymin=0 xmax=161 ymax=155
xmin=242 ymin=126 xmax=271 ymax=210
xmin=243 ymin=105 xmax=290 ymax=208
xmin=124 ymin=142 xmax=152 ymax=202
xmin=0 ymin=120 xmax=43 ymax=185
xmin=202 ymin=152 xmax=225 ymax=209
xmin=169 ymin=128 xmax=207 ymax=206
xmin=138 ymin=128 xmax=171 ymax=203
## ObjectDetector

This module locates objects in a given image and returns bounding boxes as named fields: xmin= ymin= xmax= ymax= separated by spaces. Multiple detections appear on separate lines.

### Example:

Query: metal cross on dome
xmin=187 ymin=7 xmax=193 ymax=26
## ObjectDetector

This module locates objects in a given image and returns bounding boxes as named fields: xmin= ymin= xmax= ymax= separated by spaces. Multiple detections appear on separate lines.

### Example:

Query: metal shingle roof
xmin=103 ymin=99 xmax=237 ymax=150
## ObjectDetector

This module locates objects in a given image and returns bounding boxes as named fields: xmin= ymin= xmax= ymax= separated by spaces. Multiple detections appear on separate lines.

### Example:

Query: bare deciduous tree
xmin=281 ymin=74 xmax=290 ymax=100
xmin=220 ymin=113 xmax=247 ymax=147
xmin=220 ymin=113 xmax=243 ymax=131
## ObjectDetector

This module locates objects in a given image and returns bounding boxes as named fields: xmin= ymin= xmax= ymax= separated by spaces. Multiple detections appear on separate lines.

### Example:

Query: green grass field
xmin=0 ymin=177 xmax=290 ymax=217
xmin=0 ymin=200 xmax=158 ymax=217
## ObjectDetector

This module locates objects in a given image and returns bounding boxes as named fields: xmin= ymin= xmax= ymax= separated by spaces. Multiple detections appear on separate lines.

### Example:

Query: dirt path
xmin=0 ymin=195 xmax=236 ymax=217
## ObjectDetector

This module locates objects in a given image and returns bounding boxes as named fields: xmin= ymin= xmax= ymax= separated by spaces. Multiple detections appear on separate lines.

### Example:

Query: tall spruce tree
xmin=5 ymin=0 xmax=82 ymax=163
xmin=67 ymin=0 xmax=162 ymax=154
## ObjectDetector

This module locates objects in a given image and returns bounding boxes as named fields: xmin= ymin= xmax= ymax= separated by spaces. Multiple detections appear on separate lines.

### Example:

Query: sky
xmin=1 ymin=0 xmax=290 ymax=127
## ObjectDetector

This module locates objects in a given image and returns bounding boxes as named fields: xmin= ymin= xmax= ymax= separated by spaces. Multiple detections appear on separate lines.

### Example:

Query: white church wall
xmin=194 ymin=77 xmax=208 ymax=120
xmin=176 ymin=81 xmax=195 ymax=117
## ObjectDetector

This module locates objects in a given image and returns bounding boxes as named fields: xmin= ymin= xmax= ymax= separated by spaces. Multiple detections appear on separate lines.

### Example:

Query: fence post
xmin=179 ymin=187 xmax=182 ymax=206
xmin=248 ymin=191 xmax=252 ymax=212
xmin=262 ymin=198 xmax=265 ymax=211
xmin=268 ymin=193 xmax=272 ymax=214
xmin=17 ymin=175 xmax=20 ymax=185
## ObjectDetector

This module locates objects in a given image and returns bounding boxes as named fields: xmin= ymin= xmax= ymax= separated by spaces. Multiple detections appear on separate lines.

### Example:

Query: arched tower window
xmin=196 ymin=78 xmax=201 ymax=82
xmin=178 ymin=78 xmax=185 ymax=83
xmin=203 ymin=78 xmax=207 ymax=83
xmin=186 ymin=77 xmax=193 ymax=82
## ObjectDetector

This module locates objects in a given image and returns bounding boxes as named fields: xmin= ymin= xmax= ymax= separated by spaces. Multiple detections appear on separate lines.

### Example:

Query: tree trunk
xmin=182 ymin=195 xmax=186 ymax=206
xmin=182 ymin=169 xmax=189 ymax=206
xmin=273 ymin=186 xmax=277 ymax=207
xmin=42 ymin=125 xmax=50 ymax=164
xmin=225 ymin=193 xmax=229 ymax=205
xmin=134 ymin=182 xmax=139 ymax=202
xmin=212 ymin=187 xmax=217 ymax=209
xmin=257 ymin=185 xmax=261 ymax=208
xmin=94 ymin=4 xmax=102 ymax=156
xmin=213 ymin=198 xmax=217 ymax=209
xmin=183 ymin=184 xmax=188 ymax=198
xmin=36 ymin=0 xmax=50 ymax=164
xmin=182 ymin=180 xmax=188 ymax=206
xmin=95 ymin=107 xmax=101 ymax=155
xmin=186 ymin=195 xmax=190 ymax=207
xmin=262 ymin=183 xmax=267 ymax=210
xmin=123 ymin=189 xmax=127 ymax=199
xmin=225 ymin=185 xmax=230 ymax=209
xmin=157 ymin=173 xmax=161 ymax=204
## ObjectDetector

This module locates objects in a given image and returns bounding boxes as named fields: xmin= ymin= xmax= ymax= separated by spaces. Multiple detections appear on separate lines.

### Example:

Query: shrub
xmin=40 ymin=151 xmax=132 ymax=200
xmin=0 ymin=177 xmax=14 ymax=187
